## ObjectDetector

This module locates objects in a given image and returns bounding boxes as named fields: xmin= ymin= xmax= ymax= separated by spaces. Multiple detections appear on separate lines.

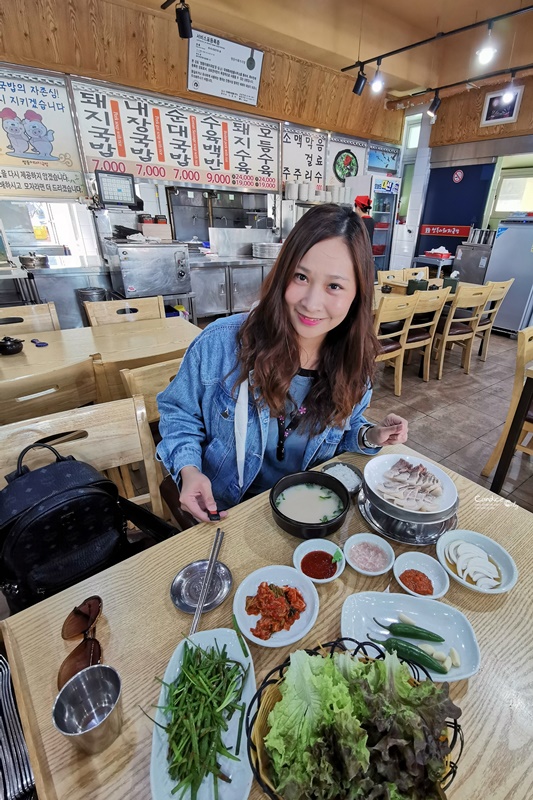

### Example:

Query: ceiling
xmin=140 ymin=0 xmax=533 ymax=96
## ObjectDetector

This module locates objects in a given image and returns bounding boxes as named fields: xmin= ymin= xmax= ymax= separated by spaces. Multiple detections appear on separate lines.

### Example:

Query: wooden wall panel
xmin=430 ymin=76 xmax=533 ymax=148
xmin=0 ymin=0 xmax=403 ymax=144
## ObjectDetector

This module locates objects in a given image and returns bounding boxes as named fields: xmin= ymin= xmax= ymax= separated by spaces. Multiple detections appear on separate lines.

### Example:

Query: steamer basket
xmin=246 ymin=639 xmax=463 ymax=800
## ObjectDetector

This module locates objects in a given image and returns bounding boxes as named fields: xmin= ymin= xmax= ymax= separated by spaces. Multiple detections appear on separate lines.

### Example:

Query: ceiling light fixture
xmin=371 ymin=59 xmax=384 ymax=93
xmin=502 ymin=71 xmax=516 ymax=104
xmin=477 ymin=21 xmax=497 ymax=65
xmin=160 ymin=0 xmax=193 ymax=39
xmin=427 ymin=90 xmax=441 ymax=117
xmin=352 ymin=64 xmax=367 ymax=95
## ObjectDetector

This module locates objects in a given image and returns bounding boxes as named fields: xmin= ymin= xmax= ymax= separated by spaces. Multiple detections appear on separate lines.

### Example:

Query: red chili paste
xmin=400 ymin=569 xmax=434 ymax=595
xmin=301 ymin=551 xmax=337 ymax=580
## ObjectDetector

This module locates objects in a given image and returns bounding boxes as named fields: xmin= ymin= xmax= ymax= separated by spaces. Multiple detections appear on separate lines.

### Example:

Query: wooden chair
xmin=403 ymin=287 xmax=451 ymax=382
xmin=377 ymin=270 xmax=402 ymax=286
xmin=373 ymin=294 xmax=419 ymax=396
xmin=0 ymin=302 xmax=60 ymax=333
xmin=120 ymin=358 xmax=183 ymax=424
xmin=481 ymin=326 xmax=533 ymax=477
xmin=432 ymin=284 xmax=493 ymax=380
xmin=0 ymin=358 xmax=96 ymax=425
xmin=84 ymin=296 xmax=166 ymax=327
xmin=0 ymin=395 xmax=164 ymax=518
xmin=403 ymin=266 xmax=429 ymax=281
xmin=475 ymin=279 xmax=514 ymax=361
xmin=92 ymin=348 xmax=185 ymax=402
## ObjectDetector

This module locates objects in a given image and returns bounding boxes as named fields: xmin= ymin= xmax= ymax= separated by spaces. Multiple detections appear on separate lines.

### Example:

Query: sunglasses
xmin=57 ymin=596 xmax=103 ymax=690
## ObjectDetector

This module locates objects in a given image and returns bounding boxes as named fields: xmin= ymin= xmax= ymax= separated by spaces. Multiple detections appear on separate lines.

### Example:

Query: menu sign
xmin=72 ymin=82 xmax=278 ymax=190
xmin=326 ymin=135 xmax=367 ymax=186
xmin=188 ymin=30 xmax=263 ymax=107
xmin=281 ymin=126 xmax=326 ymax=190
xmin=0 ymin=69 xmax=85 ymax=198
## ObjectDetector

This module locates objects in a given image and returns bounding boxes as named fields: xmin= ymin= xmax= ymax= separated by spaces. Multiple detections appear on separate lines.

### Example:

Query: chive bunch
xmin=157 ymin=641 xmax=248 ymax=799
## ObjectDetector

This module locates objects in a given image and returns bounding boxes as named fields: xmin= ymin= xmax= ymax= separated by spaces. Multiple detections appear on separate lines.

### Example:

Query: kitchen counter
xmin=189 ymin=256 xmax=275 ymax=268
xmin=21 ymin=255 xmax=108 ymax=276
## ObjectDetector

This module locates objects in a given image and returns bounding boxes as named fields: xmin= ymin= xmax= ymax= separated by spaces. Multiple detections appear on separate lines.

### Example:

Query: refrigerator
xmin=482 ymin=218 xmax=533 ymax=334
xmin=370 ymin=175 xmax=401 ymax=270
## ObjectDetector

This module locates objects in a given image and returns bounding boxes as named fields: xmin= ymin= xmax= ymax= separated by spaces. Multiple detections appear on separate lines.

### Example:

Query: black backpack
xmin=0 ymin=444 xmax=178 ymax=613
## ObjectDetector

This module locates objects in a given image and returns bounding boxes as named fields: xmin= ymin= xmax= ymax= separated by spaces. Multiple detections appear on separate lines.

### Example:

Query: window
xmin=406 ymin=122 xmax=421 ymax=150
xmin=495 ymin=175 xmax=533 ymax=212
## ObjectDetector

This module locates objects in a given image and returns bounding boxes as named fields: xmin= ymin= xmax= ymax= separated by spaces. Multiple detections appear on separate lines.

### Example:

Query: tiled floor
xmin=365 ymin=332 xmax=533 ymax=513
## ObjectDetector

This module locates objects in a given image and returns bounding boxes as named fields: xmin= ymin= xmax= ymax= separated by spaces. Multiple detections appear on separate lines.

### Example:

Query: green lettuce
xmin=263 ymin=649 xmax=461 ymax=800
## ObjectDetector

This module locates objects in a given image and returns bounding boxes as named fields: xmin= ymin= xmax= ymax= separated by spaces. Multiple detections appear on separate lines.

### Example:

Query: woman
xmin=354 ymin=195 xmax=375 ymax=242
xmin=157 ymin=204 xmax=408 ymax=523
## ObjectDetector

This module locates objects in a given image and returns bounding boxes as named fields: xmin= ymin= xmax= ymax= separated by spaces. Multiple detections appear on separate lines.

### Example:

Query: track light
xmin=160 ymin=0 xmax=193 ymax=39
xmin=502 ymin=72 xmax=516 ymax=104
xmin=427 ymin=90 xmax=441 ymax=117
xmin=371 ymin=59 xmax=384 ymax=93
xmin=352 ymin=65 xmax=367 ymax=95
xmin=477 ymin=21 xmax=496 ymax=65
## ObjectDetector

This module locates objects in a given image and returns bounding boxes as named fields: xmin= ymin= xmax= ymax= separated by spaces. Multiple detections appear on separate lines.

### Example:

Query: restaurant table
xmin=490 ymin=365 xmax=533 ymax=494
xmin=0 ymin=316 xmax=201 ymax=399
xmin=2 ymin=444 xmax=532 ymax=799
xmin=412 ymin=255 xmax=455 ymax=279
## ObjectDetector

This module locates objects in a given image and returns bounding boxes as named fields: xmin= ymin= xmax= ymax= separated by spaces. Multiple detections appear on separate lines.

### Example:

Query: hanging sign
xmin=367 ymin=144 xmax=400 ymax=173
xmin=188 ymin=30 xmax=263 ymax=107
xmin=72 ymin=82 xmax=278 ymax=190
xmin=281 ymin=127 xmax=326 ymax=190
xmin=326 ymin=135 xmax=367 ymax=186
xmin=452 ymin=169 xmax=464 ymax=184
xmin=0 ymin=69 xmax=85 ymax=198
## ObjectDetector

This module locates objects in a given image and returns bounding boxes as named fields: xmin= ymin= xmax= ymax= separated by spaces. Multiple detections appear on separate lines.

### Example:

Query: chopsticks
xmin=189 ymin=527 xmax=224 ymax=636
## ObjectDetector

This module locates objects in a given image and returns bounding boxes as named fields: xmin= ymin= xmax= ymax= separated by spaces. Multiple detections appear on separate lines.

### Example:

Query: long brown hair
xmin=237 ymin=203 xmax=379 ymax=433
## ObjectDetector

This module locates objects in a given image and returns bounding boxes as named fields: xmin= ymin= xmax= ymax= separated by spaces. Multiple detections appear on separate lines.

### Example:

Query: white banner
xmin=0 ymin=69 xmax=85 ymax=198
xmin=281 ymin=127 xmax=326 ymax=191
xmin=188 ymin=30 xmax=263 ymax=107
xmin=326 ymin=135 xmax=367 ymax=188
xmin=72 ymin=82 xmax=278 ymax=191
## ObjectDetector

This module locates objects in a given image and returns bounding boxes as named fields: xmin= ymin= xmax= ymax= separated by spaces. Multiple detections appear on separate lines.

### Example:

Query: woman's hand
xmin=367 ymin=414 xmax=409 ymax=447
xmin=179 ymin=466 xmax=228 ymax=523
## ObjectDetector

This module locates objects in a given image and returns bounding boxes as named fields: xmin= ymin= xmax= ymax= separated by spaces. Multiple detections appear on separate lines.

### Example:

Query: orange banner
xmin=189 ymin=115 xmax=200 ymax=167
xmin=221 ymin=122 xmax=230 ymax=171
xmin=152 ymin=108 xmax=165 ymax=162
xmin=110 ymin=100 xmax=126 ymax=158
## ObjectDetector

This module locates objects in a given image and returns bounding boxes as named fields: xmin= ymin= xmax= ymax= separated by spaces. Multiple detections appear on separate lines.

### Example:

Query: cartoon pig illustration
xmin=0 ymin=108 xmax=30 ymax=156
xmin=23 ymin=110 xmax=54 ymax=158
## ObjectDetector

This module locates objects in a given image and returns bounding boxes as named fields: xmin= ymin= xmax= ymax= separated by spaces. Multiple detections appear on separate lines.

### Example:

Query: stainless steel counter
xmin=189 ymin=257 xmax=275 ymax=268
xmin=21 ymin=255 xmax=108 ymax=276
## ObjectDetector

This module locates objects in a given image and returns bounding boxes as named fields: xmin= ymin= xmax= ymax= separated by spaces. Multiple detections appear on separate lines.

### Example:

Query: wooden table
xmin=491 ymin=365 xmax=533 ymax=493
xmin=0 ymin=317 xmax=201 ymax=400
xmin=2 ymin=444 xmax=533 ymax=800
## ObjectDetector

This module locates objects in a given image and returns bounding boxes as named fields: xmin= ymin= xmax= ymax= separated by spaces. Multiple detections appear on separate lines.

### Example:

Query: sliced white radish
xmin=477 ymin=577 xmax=500 ymax=590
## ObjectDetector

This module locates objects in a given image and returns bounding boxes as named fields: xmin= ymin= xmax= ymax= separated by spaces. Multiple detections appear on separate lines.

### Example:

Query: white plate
xmin=292 ymin=538 xmax=345 ymax=584
xmin=436 ymin=529 xmax=518 ymax=594
xmin=343 ymin=532 xmax=395 ymax=576
xmin=341 ymin=591 xmax=480 ymax=682
xmin=364 ymin=453 xmax=458 ymax=516
xmin=150 ymin=629 xmax=254 ymax=800
xmin=233 ymin=565 xmax=319 ymax=648
xmin=393 ymin=551 xmax=449 ymax=599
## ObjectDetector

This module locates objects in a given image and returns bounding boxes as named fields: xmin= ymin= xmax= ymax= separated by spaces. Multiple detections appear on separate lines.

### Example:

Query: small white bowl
xmin=436 ymin=529 xmax=518 ymax=595
xmin=343 ymin=533 xmax=395 ymax=576
xmin=393 ymin=552 xmax=449 ymax=599
xmin=293 ymin=538 xmax=345 ymax=584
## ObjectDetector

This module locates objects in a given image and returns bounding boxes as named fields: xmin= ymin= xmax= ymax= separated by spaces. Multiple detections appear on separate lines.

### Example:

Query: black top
xmin=362 ymin=214 xmax=375 ymax=242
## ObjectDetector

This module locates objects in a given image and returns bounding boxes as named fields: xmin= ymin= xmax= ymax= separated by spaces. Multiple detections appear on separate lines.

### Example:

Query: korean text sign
xmin=0 ymin=69 xmax=85 ymax=198
xmin=281 ymin=127 xmax=326 ymax=190
xmin=72 ymin=82 xmax=279 ymax=190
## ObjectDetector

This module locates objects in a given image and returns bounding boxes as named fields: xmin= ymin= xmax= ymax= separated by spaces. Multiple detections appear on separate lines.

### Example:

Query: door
xmin=191 ymin=268 xmax=228 ymax=316
xmin=230 ymin=267 xmax=262 ymax=312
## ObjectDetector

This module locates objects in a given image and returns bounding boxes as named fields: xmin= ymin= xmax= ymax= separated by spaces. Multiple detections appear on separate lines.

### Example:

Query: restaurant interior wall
xmin=0 ymin=0 xmax=403 ymax=144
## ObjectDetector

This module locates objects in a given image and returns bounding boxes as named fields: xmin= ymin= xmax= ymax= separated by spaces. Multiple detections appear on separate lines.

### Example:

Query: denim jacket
xmin=156 ymin=314 xmax=380 ymax=510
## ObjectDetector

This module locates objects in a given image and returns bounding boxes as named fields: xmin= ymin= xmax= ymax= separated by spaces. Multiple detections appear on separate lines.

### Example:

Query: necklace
xmin=276 ymin=405 xmax=307 ymax=461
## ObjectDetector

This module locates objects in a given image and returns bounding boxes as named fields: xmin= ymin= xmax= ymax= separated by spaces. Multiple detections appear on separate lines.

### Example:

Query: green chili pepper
xmin=368 ymin=635 xmax=448 ymax=675
xmin=373 ymin=617 xmax=445 ymax=643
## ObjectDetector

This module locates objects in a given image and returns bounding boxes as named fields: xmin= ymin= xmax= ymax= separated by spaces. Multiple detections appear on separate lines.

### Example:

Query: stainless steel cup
xmin=52 ymin=664 xmax=122 ymax=754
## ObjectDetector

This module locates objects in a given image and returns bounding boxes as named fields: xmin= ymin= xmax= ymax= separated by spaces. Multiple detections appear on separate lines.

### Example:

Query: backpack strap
xmin=118 ymin=496 xmax=179 ymax=543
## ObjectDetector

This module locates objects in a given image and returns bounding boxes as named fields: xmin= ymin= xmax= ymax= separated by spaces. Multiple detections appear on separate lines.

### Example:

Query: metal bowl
xmin=320 ymin=462 xmax=363 ymax=497
xmin=358 ymin=489 xmax=458 ymax=546
xmin=270 ymin=471 xmax=349 ymax=540
xmin=364 ymin=480 xmax=459 ymax=525
xmin=170 ymin=559 xmax=232 ymax=614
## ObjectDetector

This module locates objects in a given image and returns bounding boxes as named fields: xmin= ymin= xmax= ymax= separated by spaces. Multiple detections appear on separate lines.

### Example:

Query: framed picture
xmin=480 ymin=85 xmax=524 ymax=127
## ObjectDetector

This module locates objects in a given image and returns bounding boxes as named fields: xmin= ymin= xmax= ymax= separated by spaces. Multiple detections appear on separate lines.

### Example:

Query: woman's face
xmin=284 ymin=236 xmax=357 ymax=350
